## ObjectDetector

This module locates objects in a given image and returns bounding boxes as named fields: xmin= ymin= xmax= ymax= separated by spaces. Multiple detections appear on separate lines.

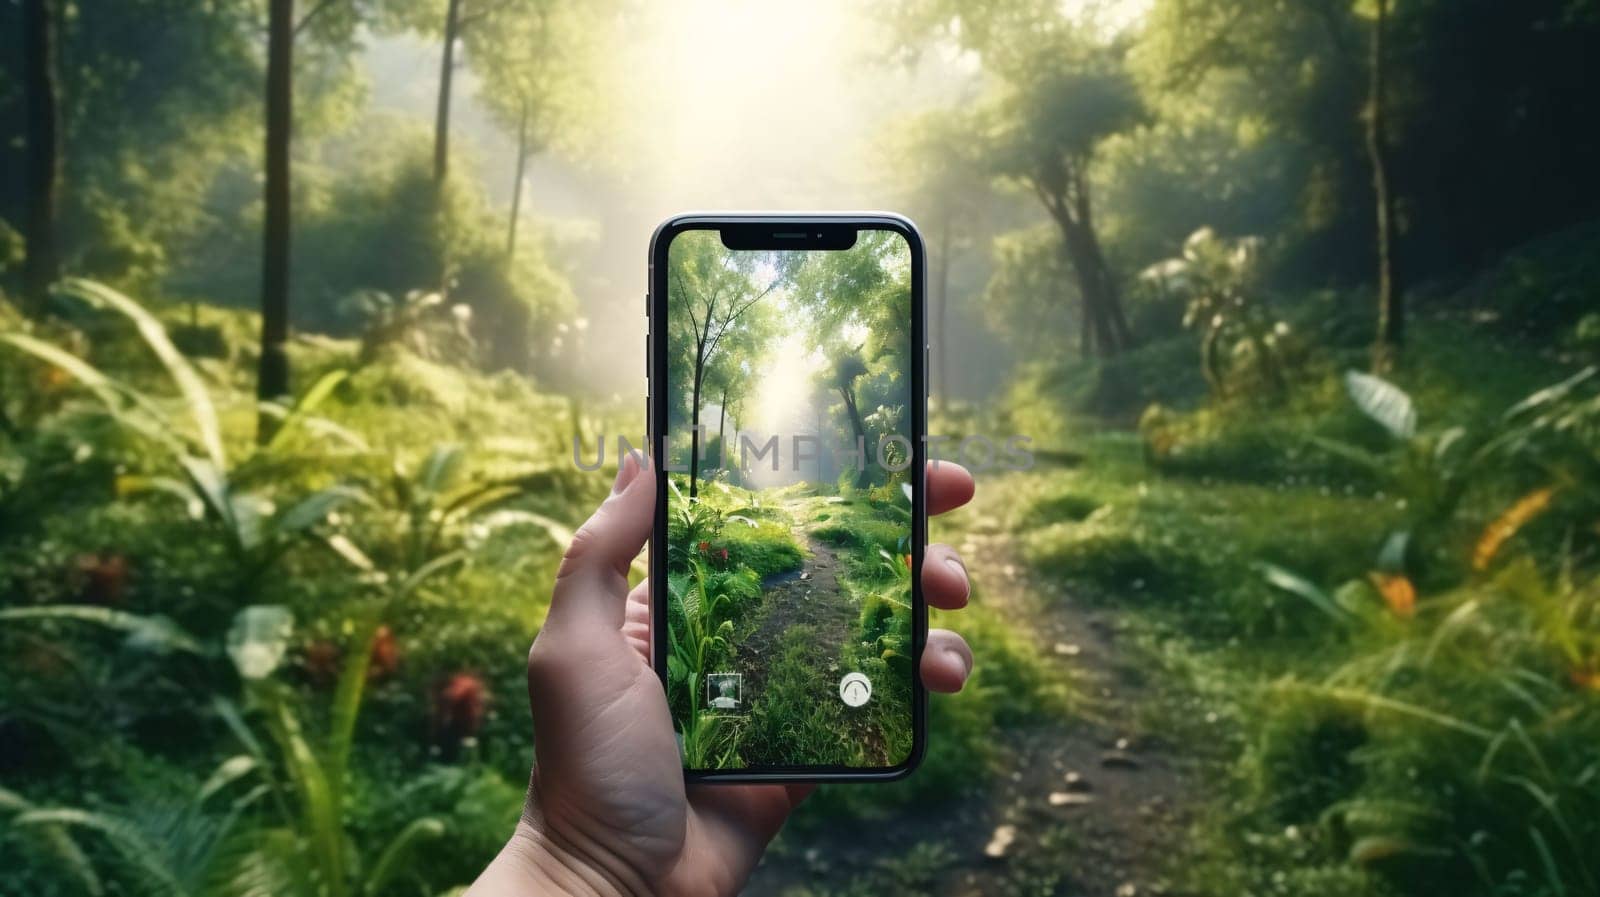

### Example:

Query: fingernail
xmin=944 ymin=553 xmax=967 ymax=580
xmin=945 ymin=644 xmax=973 ymax=678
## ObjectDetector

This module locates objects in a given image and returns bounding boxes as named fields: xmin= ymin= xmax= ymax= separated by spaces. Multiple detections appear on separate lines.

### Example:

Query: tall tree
xmin=986 ymin=40 xmax=1142 ymax=357
xmin=257 ymin=0 xmax=294 ymax=432
xmin=830 ymin=351 xmax=872 ymax=488
xmin=1136 ymin=0 xmax=1410 ymax=354
xmin=666 ymin=235 xmax=782 ymax=498
xmin=893 ymin=2 xmax=1142 ymax=356
xmin=432 ymin=0 xmax=461 ymax=183
xmin=19 ymin=0 xmax=61 ymax=315
xmin=1365 ymin=0 xmax=1403 ymax=366
xmin=470 ymin=1 xmax=613 ymax=262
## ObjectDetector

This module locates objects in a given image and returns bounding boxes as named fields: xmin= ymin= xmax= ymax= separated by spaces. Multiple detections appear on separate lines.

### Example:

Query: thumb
xmin=544 ymin=451 xmax=654 ymax=632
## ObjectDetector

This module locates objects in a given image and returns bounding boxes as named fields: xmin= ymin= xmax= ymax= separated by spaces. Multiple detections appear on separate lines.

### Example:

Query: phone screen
xmin=659 ymin=224 xmax=919 ymax=773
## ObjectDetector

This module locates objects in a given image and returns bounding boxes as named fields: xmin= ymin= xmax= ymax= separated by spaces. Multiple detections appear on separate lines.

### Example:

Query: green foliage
xmin=1143 ymin=228 xmax=1301 ymax=399
xmin=267 ymin=140 xmax=575 ymax=376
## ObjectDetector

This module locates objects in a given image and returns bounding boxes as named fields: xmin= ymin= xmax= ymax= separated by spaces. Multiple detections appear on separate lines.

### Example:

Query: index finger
xmin=927 ymin=461 xmax=975 ymax=517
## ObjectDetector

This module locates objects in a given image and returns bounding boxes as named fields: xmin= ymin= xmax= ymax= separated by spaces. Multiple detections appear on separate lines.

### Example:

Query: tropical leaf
xmin=197 ymin=756 xmax=259 ymax=805
xmin=262 ymin=368 xmax=351 ymax=453
xmin=326 ymin=609 xmax=381 ymax=810
xmin=276 ymin=485 xmax=366 ymax=537
xmin=417 ymin=445 xmax=465 ymax=495
xmin=225 ymin=606 xmax=294 ymax=680
xmin=0 ymin=605 xmax=204 ymax=654
xmin=1257 ymin=562 xmax=1356 ymax=625
xmin=0 ymin=787 xmax=105 ymax=896
xmin=60 ymin=277 xmax=225 ymax=470
xmin=323 ymin=533 xmax=377 ymax=573
xmin=262 ymin=688 xmax=345 ymax=897
xmin=1344 ymin=370 xmax=1417 ymax=440
xmin=1502 ymin=366 xmax=1596 ymax=420
xmin=364 ymin=818 xmax=446 ymax=897
xmin=15 ymin=807 xmax=188 ymax=897
xmin=179 ymin=455 xmax=235 ymax=531
xmin=1375 ymin=530 xmax=1410 ymax=573
xmin=474 ymin=509 xmax=574 ymax=544
xmin=117 ymin=474 xmax=206 ymax=519
xmin=0 ymin=332 xmax=175 ymax=449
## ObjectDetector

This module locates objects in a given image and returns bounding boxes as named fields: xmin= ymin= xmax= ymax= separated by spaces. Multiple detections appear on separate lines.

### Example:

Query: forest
xmin=3 ymin=0 xmax=1600 ymax=895
xmin=663 ymin=229 xmax=916 ymax=770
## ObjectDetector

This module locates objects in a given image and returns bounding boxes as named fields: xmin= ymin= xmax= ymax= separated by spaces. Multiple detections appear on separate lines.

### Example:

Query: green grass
xmin=718 ymin=518 xmax=805 ymax=578
xmin=984 ymin=312 xmax=1600 ymax=897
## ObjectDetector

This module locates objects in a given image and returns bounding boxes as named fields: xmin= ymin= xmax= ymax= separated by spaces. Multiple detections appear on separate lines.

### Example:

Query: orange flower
xmin=368 ymin=625 xmax=400 ymax=681
xmin=1474 ymin=487 xmax=1557 ymax=571
xmin=433 ymin=672 xmax=489 ymax=748
xmin=1368 ymin=572 xmax=1417 ymax=619
xmin=902 ymin=554 xmax=912 ymax=569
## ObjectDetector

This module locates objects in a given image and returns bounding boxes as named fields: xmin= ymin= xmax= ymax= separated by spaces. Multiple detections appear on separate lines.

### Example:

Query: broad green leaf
xmin=226 ymin=605 xmax=294 ymax=680
xmin=0 ymin=788 xmax=105 ymax=896
xmin=263 ymin=368 xmax=351 ymax=454
xmin=418 ymin=445 xmax=464 ymax=495
xmin=275 ymin=486 xmax=365 ymax=537
xmin=323 ymin=533 xmax=377 ymax=573
xmin=60 ymin=278 xmax=225 ymax=470
xmin=15 ymin=807 xmax=186 ymax=897
xmin=197 ymin=755 xmax=259 ymax=805
xmin=230 ymin=493 xmax=274 ymax=554
xmin=1257 ymin=563 xmax=1355 ymax=625
xmin=262 ymin=689 xmax=344 ymax=895
xmin=0 ymin=605 xmax=203 ymax=654
xmin=0 ymin=332 xmax=175 ymax=450
xmin=116 ymin=474 xmax=205 ymax=520
xmin=1376 ymin=530 xmax=1410 ymax=573
xmin=364 ymin=817 xmax=446 ymax=897
xmin=1344 ymin=370 xmax=1417 ymax=440
xmin=179 ymin=455 xmax=234 ymax=530
xmin=1502 ymin=366 xmax=1596 ymax=419
xmin=326 ymin=609 xmax=381 ymax=811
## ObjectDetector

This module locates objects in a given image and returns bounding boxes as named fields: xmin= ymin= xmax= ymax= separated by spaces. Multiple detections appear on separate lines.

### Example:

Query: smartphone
xmin=648 ymin=213 xmax=927 ymax=783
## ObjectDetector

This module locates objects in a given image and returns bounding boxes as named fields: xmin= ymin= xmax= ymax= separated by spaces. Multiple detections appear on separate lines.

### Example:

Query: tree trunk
xmin=688 ymin=363 xmax=704 ymax=498
xmin=506 ymin=97 xmax=528 ymax=259
xmin=1056 ymin=221 xmax=1117 ymax=357
xmin=838 ymin=385 xmax=871 ymax=488
xmin=1044 ymin=177 xmax=1131 ymax=358
xmin=934 ymin=217 xmax=951 ymax=414
xmin=433 ymin=0 xmax=461 ymax=184
xmin=1368 ymin=0 xmax=1403 ymax=367
xmin=257 ymin=0 xmax=294 ymax=438
xmin=716 ymin=387 xmax=727 ymax=470
xmin=1073 ymin=172 xmax=1134 ymax=350
xmin=20 ymin=0 xmax=61 ymax=316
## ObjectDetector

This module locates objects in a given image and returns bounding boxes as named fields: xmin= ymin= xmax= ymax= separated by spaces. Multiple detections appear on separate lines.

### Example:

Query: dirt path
xmin=745 ymin=476 xmax=1197 ymax=896
xmin=734 ymin=530 xmax=856 ymax=706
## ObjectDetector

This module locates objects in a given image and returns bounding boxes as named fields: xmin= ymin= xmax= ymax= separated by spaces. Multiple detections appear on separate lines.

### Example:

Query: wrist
xmin=471 ymin=819 xmax=634 ymax=897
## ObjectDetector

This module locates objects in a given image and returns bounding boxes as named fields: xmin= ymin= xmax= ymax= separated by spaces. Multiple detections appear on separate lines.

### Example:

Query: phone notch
xmin=719 ymin=224 xmax=857 ymax=251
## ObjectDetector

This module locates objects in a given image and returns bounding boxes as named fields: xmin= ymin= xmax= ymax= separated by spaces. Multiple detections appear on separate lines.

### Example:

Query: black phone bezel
xmin=647 ymin=212 xmax=928 ymax=784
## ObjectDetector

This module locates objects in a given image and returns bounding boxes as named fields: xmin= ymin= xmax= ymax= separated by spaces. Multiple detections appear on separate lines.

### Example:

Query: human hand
xmin=467 ymin=453 xmax=977 ymax=896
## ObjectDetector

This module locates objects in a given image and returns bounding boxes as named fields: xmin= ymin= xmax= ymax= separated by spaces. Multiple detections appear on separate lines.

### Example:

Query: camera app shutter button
xmin=838 ymin=672 xmax=871 ymax=707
